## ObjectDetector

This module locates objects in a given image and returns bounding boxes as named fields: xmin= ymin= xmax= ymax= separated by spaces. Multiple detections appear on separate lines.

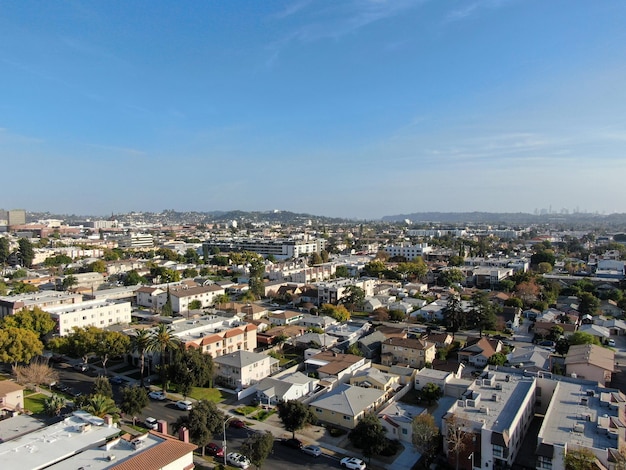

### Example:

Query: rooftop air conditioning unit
xmin=480 ymin=407 xmax=489 ymax=414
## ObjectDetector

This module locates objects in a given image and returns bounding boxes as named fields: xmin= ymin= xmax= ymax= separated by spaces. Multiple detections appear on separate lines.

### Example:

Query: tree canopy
xmin=0 ymin=326 xmax=43 ymax=365
xmin=277 ymin=400 xmax=313 ymax=438
xmin=348 ymin=413 xmax=387 ymax=461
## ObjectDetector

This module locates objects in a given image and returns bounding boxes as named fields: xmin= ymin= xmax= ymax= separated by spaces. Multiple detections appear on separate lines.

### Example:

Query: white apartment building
xmin=0 ymin=291 xmax=83 ymax=318
xmin=316 ymin=278 xmax=377 ymax=305
xmin=45 ymin=299 xmax=132 ymax=336
xmin=442 ymin=370 xmax=536 ymax=470
xmin=117 ymin=233 xmax=154 ymax=248
xmin=384 ymin=243 xmax=432 ymax=259
xmin=202 ymin=238 xmax=326 ymax=260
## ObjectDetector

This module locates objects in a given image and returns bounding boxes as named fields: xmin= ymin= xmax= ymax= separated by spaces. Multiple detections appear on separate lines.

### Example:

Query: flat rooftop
xmin=168 ymin=315 xmax=249 ymax=341
xmin=451 ymin=371 xmax=535 ymax=434
xmin=45 ymin=299 xmax=129 ymax=314
xmin=0 ymin=412 xmax=118 ymax=469
xmin=538 ymin=381 xmax=620 ymax=451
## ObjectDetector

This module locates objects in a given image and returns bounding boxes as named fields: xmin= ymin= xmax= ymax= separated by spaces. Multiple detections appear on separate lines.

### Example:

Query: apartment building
xmin=46 ymin=299 xmax=132 ymax=336
xmin=316 ymin=278 xmax=376 ymax=305
xmin=180 ymin=321 xmax=258 ymax=357
xmin=202 ymin=237 xmax=326 ymax=259
xmin=383 ymin=243 xmax=433 ymax=259
xmin=442 ymin=370 xmax=536 ymax=470
xmin=0 ymin=291 xmax=83 ymax=318
xmin=381 ymin=337 xmax=436 ymax=368
xmin=213 ymin=350 xmax=279 ymax=388
xmin=169 ymin=284 xmax=225 ymax=313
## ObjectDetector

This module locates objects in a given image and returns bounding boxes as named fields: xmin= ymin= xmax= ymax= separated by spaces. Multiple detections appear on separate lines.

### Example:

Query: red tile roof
xmin=110 ymin=431 xmax=197 ymax=470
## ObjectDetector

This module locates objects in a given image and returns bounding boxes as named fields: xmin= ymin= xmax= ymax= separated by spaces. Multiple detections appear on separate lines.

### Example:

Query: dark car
xmin=229 ymin=419 xmax=245 ymax=429
xmin=68 ymin=388 xmax=82 ymax=398
xmin=52 ymin=383 xmax=69 ymax=392
xmin=206 ymin=443 xmax=224 ymax=457
xmin=73 ymin=363 xmax=89 ymax=372
xmin=281 ymin=438 xmax=303 ymax=449
xmin=539 ymin=340 xmax=556 ymax=348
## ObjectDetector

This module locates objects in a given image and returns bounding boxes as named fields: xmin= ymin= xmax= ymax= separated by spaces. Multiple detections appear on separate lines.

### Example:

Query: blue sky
xmin=2 ymin=1 xmax=626 ymax=219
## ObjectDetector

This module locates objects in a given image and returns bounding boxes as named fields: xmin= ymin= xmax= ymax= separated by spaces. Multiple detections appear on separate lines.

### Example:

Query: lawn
xmin=24 ymin=393 xmax=47 ymax=414
xmin=254 ymin=409 xmax=276 ymax=421
xmin=188 ymin=387 xmax=225 ymax=403
xmin=235 ymin=405 xmax=258 ymax=416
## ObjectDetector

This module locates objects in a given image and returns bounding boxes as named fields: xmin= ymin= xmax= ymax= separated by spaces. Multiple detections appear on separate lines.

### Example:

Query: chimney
xmin=157 ymin=420 xmax=168 ymax=435
xmin=178 ymin=426 xmax=190 ymax=443
xmin=103 ymin=414 xmax=114 ymax=427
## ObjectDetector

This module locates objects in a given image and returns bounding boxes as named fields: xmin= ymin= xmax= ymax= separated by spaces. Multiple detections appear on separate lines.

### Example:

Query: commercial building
xmin=202 ymin=237 xmax=326 ymax=259
xmin=383 ymin=243 xmax=433 ymax=259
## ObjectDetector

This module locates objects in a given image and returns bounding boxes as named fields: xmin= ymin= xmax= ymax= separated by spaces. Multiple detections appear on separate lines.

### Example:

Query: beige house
xmin=214 ymin=350 xmax=279 ymax=389
xmin=381 ymin=337 xmax=436 ymax=368
xmin=184 ymin=323 xmax=258 ymax=357
xmin=305 ymin=350 xmax=371 ymax=382
xmin=565 ymin=343 xmax=615 ymax=385
xmin=349 ymin=368 xmax=399 ymax=397
xmin=309 ymin=383 xmax=387 ymax=429
xmin=0 ymin=381 xmax=25 ymax=416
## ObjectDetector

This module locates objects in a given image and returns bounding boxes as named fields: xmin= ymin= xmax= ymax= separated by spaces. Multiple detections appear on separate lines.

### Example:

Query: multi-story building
xmin=381 ymin=337 xmax=436 ymax=368
xmin=169 ymin=284 xmax=225 ymax=313
xmin=442 ymin=370 xmax=536 ymax=470
xmin=202 ymin=237 xmax=326 ymax=260
xmin=383 ymin=243 xmax=432 ymax=259
xmin=213 ymin=350 xmax=279 ymax=388
xmin=45 ymin=299 xmax=132 ymax=336
xmin=176 ymin=317 xmax=258 ymax=357
xmin=316 ymin=278 xmax=376 ymax=305
xmin=0 ymin=291 xmax=83 ymax=319
xmin=117 ymin=233 xmax=154 ymax=248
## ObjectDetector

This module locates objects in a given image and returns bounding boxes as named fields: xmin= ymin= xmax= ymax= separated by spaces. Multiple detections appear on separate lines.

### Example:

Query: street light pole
xmin=468 ymin=452 xmax=474 ymax=469
xmin=223 ymin=415 xmax=236 ymax=467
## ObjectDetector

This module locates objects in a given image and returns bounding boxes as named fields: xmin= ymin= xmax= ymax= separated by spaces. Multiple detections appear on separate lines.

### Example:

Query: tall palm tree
xmin=131 ymin=329 xmax=152 ymax=387
xmin=84 ymin=393 xmax=118 ymax=418
xmin=148 ymin=324 xmax=181 ymax=392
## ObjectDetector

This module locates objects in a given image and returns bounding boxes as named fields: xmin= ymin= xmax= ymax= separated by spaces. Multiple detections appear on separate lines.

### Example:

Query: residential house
xmin=213 ymin=351 xmax=279 ymax=389
xmin=412 ymin=299 xmax=448 ymax=321
xmin=267 ymin=310 xmax=304 ymax=326
xmin=414 ymin=368 xmax=453 ymax=392
xmin=595 ymin=317 xmax=626 ymax=336
xmin=599 ymin=300 xmax=624 ymax=318
xmin=256 ymin=324 xmax=304 ymax=347
xmin=565 ymin=344 xmax=614 ymax=385
xmin=372 ymin=364 xmax=417 ymax=386
xmin=578 ymin=323 xmax=611 ymax=340
xmin=0 ymin=381 xmax=24 ymax=416
xmin=356 ymin=330 xmax=388 ymax=359
xmin=381 ymin=337 xmax=436 ymax=368
xmin=349 ymin=368 xmax=399 ymax=398
xmin=326 ymin=321 xmax=371 ymax=344
xmin=294 ymin=332 xmax=339 ymax=349
xmin=496 ymin=306 xmax=521 ymax=330
xmin=378 ymin=402 xmax=426 ymax=444
xmin=457 ymin=337 xmax=503 ymax=367
xmin=423 ymin=331 xmax=453 ymax=348
xmin=309 ymin=383 xmax=387 ymax=429
xmin=305 ymin=350 xmax=370 ymax=383
xmin=506 ymin=345 xmax=551 ymax=372
xmin=254 ymin=371 xmax=319 ymax=405
xmin=533 ymin=321 xmax=577 ymax=338
xmin=297 ymin=314 xmax=337 ymax=330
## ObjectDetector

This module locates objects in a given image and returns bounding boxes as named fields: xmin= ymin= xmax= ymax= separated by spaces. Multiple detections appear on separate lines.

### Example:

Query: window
xmin=315 ymin=408 xmax=322 ymax=413
xmin=343 ymin=415 xmax=350 ymax=420
xmin=537 ymin=456 xmax=552 ymax=470
xmin=493 ymin=445 xmax=504 ymax=458
xmin=402 ymin=428 xmax=408 ymax=435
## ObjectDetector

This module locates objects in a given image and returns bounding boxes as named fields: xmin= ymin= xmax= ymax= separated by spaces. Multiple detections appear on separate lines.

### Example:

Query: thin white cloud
xmin=269 ymin=0 xmax=312 ymax=20
xmin=445 ymin=0 xmax=513 ymax=23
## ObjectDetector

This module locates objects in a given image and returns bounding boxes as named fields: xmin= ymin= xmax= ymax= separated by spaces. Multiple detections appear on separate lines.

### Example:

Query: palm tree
xmin=43 ymin=394 xmax=65 ymax=416
xmin=131 ymin=329 xmax=152 ymax=387
xmin=148 ymin=324 xmax=181 ymax=392
xmin=84 ymin=393 xmax=118 ymax=418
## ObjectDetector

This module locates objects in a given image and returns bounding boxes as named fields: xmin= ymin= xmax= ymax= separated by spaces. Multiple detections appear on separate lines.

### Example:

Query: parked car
xmin=110 ymin=376 xmax=125 ymax=385
xmin=229 ymin=419 xmax=245 ymax=428
xmin=68 ymin=388 xmax=82 ymax=398
xmin=281 ymin=438 xmax=303 ymax=449
xmin=206 ymin=443 xmax=224 ymax=457
xmin=227 ymin=452 xmax=251 ymax=469
xmin=609 ymin=339 xmax=616 ymax=347
xmin=302 ymin=445 xmax=322 ymax=457
xmin=539 ymin=340 xmax=556 ymax=348
xmin=73 ymin=363 xmax=89 ymax=372
xmin=175 ymin=400 xmax=193 ymax=411
xmin=145 ymin=417 xmax=158 ymax=430
xmin=148 ymin=390 xmax=167 ymax=400
xmin=340 ymin=457 xmax=367 ymax=470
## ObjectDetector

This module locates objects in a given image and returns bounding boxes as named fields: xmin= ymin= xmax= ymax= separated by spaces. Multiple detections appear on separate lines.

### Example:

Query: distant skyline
xmin=2 ymin=1 xmax=626 ymax=219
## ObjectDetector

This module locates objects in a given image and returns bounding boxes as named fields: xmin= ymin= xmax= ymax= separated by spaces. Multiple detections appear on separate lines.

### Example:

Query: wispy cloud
xmin=445 ymin=0 xmax=513 ymax=23
xmin=84 ymin=143 xmax=146 ymax=157
xmin=269 ymin=0 xmax=312 ymax=20
xmin=265 ymin=0 xmax=421 ymax=66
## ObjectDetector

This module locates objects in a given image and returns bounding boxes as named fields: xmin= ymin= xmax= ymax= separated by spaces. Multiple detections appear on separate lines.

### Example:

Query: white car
xmin=227 ymin=452 xmax=251 ymax=469
xmin=340 ymin=457 xmax=366 ymax=470
xmin=145 ymin=417 xmax=158 ymax=430
xmin=148 ymin=390 xmax=166 ymax=400
xmin=609 ymin=339 xmax=616 ymax=347
xmin=175 ymin=400 xmax=193 ymax=411
xmin=302 ymin=445 xmax=322 ymax=457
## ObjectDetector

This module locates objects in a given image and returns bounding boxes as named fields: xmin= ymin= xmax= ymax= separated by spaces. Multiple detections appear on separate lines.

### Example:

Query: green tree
xmin=92 ymin=376 xmax=113 ymax=399
xmin=320 ymin=303 xmax=350 ymax=322
xmin=564 ymin=448 xmax=597 ymax=470
xmin=412 ymin=414 xmax=440 ymax=467
xmin=0 ymin=237 xmax=10 ymax=269
xmin=189 ymin=299 xmax=202 ymax=311
xmin=162 ymin=288 xmax=173 ymax=316
xmin=148 ymin=324 xmax=181 ymax=391
xmin=568 ymin=331 xmax=600 ymax=346
xmin=348 ymin=413 xmax=387 ymax=462
xmin=309 ymin=252 xmax=323 ymax=265
xmin=44 ymin=394 xmax=65 ymax=416
xmin=184 ymin=248 xmax=200 ymax=264
xmin=120 ymin=385 xmax=149 ymax=423
xmin=43 ymin=254 xmax=73 ymax=267
xmin=470 ymin=291 xmax=497 ymax=336
xmin=438 ymin=268 xmax=465 ymax=287
xmin=487 ymin=352 xmax=508 ymax=366
xmin=363 ymin=260 xmax=386 ymax=277
xmin=130 ymin=329 xmax=152 ymax=387
xmin=172 ymin=400 xmax=225 ymax=457
xmin=214 ymin=293 xmax=230 ymax=306
xmin=94 ymin=330 xmax=130 ymax=376
xmin=84 ymin=393 xmax=119 ymax=418
xmin=248 ymin=256 xmax=266 ymax=299
xmin=444 ymin=295 xmax=465 ymax=333
xmin=419 ymin=382 xmax=443 ymax=405
xmin=124 ymin=270 xmax=146 ymax=286
xmin=88 ymin=260 xmax=107 ymax=273
xmin=0 ymin=326 xmax=43 ymax=365
xmin=18 ymin=238 xmax=35 ymax=268
xmin=183 ymin=268 xmax=199 ymax=278
xmin=448 ymin=255 xmax=464 ymax=267
xmin=346 ymin=343 xmax=363 ymax=356
xmin=335 ymin=265 xmax=349 ymax=278
xmin=241 ymin=430 xmax=275 ymax=469
xmin=578 ymin=292 xmax=600 ymax=316
xmin=62 ymin=275 xmax=78 ymax=291
xmin=10 ymin=282 xmax=38 ymax=294
xmin=342 ymin=285 xmax=365 ymax=311
xmin=48 ymin=326 xmax=99 ymax=365
xmin=277 ymin=400 xmax=313 ymax=439
xmin=1 ymin=306 xmax=55 ymax=340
